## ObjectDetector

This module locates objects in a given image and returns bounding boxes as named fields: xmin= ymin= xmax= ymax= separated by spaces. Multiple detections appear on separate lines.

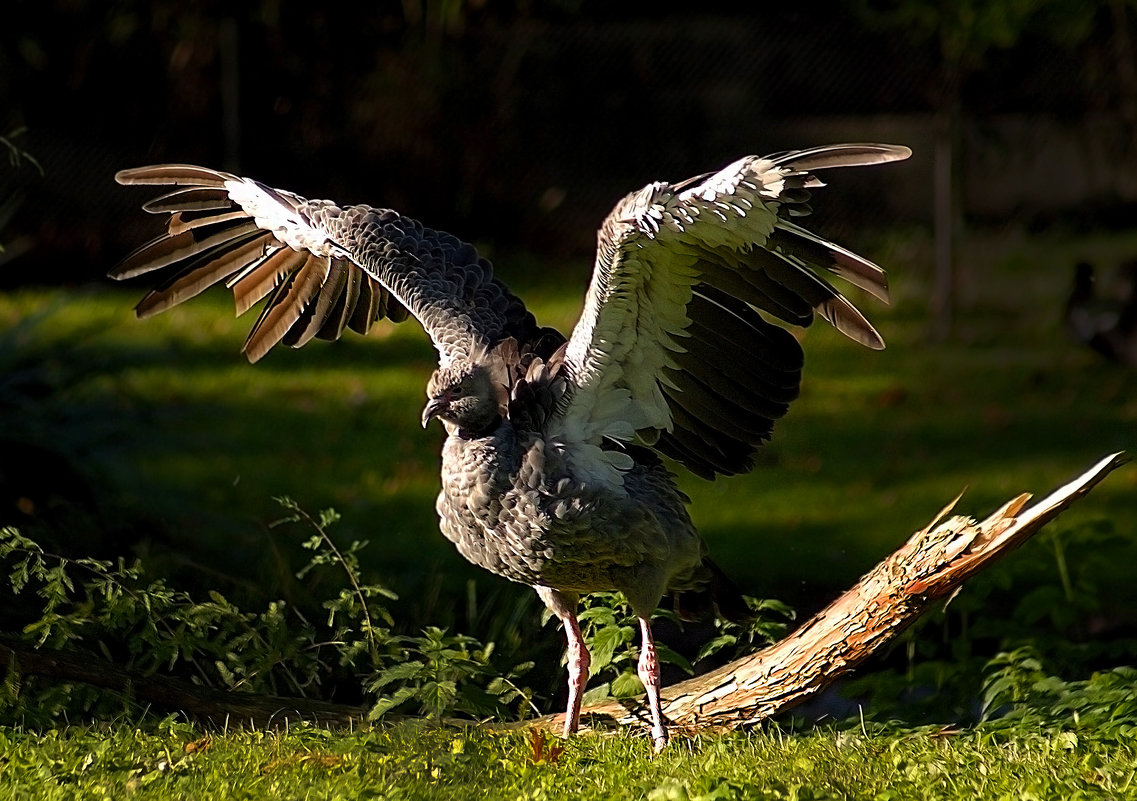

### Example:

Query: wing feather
xmin=142 ymin=187 xmax=235 ymax=214
xmin=113 ymin=165 xmax=542 ymax=365
xmin=230 ymin=246 xmax=308 ymax=316
xmin=658 ymin=403 xmax=757 ymax=477
xmin=243 ymin=254 xmax=330 ymax=361
xmin=744 ymin=246 xmax=884 ymax=349
xmin=771 ymin=221 xmax=889 ymax=302
xmin=167 ymin=208 xmax=251 ymax=235
xmin=135 ymin=231 xmax=277 ymax=318
xmin=116 ymin=164 xmax=229 ymax=187
xmin=281 ymin=257 xmax=350 ymax=348
xmin=315 ymin=260 xmax=361 ymax=341
xmin=112 ymin=219 xmax=261 ymax=279
xmin=554 ymin=143 xmax=909 ymax=478
xmin=705 ymin=251 xmax=815 ymax=327
xmin=348 ymin=274 xmax=384 ymax=335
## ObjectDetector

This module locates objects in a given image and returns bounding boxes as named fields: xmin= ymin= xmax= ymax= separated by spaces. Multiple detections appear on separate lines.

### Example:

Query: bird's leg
xmin=560 ymin=610 xmax=591 ymax=738
xmin=537 ymin=586 xmax=591 ymax=738
xmin=637 ymin=616 xmax=669 ymax=752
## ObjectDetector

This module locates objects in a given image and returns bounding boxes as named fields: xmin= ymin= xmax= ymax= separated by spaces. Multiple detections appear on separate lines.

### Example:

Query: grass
xmin=2 ymin=225 xmax=1137 ymax=797
xmin=2 ymin=719 xmax=1136 ymax=800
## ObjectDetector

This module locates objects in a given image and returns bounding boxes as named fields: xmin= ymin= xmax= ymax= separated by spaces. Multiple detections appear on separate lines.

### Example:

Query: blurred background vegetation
xmin=1 ymin=0 xmax=1136 ymax=722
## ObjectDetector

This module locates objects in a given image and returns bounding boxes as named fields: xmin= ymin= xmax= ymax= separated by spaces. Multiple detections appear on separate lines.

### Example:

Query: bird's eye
xmin=450 ymin=386 xmax=464 ymax=397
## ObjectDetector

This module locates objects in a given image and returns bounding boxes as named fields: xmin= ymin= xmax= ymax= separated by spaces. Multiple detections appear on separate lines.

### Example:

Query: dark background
xmin=4 ymin=0 xmax=1135 ymax=282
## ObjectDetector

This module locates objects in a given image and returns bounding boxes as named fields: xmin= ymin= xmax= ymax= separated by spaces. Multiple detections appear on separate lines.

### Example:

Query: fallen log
xmin=553 ymin=452 xmax=1127 ymax=734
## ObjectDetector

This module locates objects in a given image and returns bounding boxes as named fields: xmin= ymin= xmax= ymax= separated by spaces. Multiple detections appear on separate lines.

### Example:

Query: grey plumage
xmin=112 ymin=143 xmax=911 ymax=748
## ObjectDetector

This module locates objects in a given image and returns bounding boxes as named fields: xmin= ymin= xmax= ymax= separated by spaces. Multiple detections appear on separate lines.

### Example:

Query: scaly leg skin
xmin=560 ymin=611 xmax=591 ymax=738
xmin=637 ymin=616 xmax=669 ymax=752
xmin=536 ymin=587 xmax=592 ymax=739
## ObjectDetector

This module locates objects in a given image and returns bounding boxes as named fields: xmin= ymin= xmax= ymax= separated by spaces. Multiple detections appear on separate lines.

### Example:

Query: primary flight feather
xmin=113 ymin=142 xmax=911 ymax=749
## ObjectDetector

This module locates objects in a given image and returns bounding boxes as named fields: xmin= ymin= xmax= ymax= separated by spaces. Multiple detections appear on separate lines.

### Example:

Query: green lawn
xmin=3 ymin=719 xmax=1134 ymax=800
xmin=2 ymin=226 xmax=1137 ymax=797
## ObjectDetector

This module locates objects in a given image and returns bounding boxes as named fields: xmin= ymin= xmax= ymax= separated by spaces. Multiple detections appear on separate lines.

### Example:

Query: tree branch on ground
xmin=552 ymin=452 xmax=1127 ymax=735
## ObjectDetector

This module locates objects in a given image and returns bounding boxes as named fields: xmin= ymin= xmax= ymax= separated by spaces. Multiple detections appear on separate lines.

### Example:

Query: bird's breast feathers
xmin=435 ymin=423 xmax=696 ymax=589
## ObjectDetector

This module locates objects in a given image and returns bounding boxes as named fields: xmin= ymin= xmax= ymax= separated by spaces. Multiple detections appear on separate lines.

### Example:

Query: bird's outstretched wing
xmin=553 ymin=143 xmax=911 ymax=480
xmin=112 ymin=165 xmax=542 ymax=365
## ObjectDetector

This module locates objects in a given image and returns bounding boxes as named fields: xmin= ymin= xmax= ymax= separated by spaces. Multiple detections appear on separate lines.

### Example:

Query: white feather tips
xmin=224 ymin=178 xmax=342 ymax=259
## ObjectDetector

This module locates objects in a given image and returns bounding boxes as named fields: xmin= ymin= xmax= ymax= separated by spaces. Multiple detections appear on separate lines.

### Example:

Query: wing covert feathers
xmin=558 ymin=142 xmax=909 ymax=478
xmin=112 ymin=164 xmax=540 ymax=365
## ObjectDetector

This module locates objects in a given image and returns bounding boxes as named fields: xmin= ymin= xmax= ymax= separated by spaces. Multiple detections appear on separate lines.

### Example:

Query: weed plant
xmin=1 ymin=503 xmax=535 ymax=727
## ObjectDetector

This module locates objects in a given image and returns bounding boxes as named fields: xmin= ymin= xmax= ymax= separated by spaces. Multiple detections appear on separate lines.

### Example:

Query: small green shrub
xmin=0 ymin=126 xmax=40 ymax=255
xmin=1 ymin=498 xmax=795 ymax=727
xmin=981 ymin=645 xmax=1137 ymax=739
xmin=0 ymin=499 xmax=536 ymax=726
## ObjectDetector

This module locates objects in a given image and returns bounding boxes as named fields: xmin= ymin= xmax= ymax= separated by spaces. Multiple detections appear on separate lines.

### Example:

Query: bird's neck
xmin=452 ymin=413 xmax=505 ymax=440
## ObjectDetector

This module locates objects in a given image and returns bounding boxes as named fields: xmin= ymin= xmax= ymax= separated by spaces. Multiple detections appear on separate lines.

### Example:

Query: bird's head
xmin=422 ymin=361 xmax=507 ymax=434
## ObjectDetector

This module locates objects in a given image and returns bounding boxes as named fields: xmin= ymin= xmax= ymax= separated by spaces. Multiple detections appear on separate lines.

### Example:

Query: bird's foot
xmin=650 ymin=723 xmax=669 ymax=753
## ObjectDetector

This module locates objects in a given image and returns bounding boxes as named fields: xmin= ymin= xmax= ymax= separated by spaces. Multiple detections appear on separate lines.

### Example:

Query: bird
xmin=1065 ymin=260 xmax=1137 ymax=368
xmin=111 ymin=143 xmax=911 ymax=750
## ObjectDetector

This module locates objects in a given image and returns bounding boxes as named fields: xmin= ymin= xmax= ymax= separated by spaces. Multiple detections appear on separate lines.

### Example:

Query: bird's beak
xmin=421 ymin=397 xmax=447 ymax=428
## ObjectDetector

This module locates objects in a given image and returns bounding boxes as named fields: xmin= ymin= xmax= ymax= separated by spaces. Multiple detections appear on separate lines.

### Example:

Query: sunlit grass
xmin=2 ymin=719 xmax=1134 ymax=800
